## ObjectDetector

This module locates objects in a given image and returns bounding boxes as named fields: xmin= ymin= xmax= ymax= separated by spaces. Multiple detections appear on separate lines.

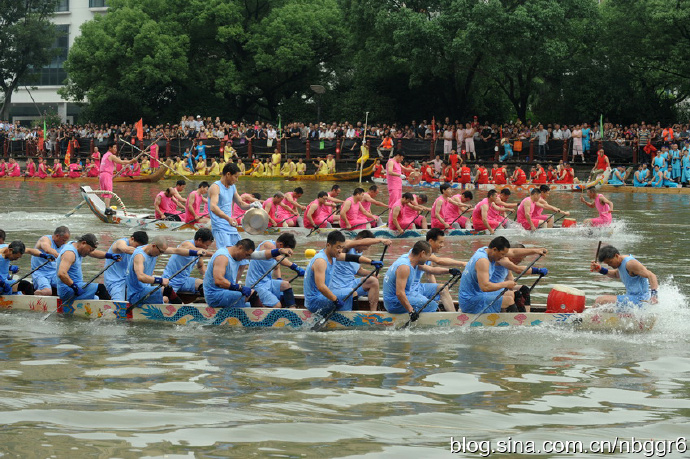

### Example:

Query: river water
xmin=0 ymin=178 xmax=688 ymax=458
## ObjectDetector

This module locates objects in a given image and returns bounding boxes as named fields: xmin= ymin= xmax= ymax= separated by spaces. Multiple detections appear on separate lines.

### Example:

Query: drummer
xmin=590 ymin=245 xmax=658 ymax=307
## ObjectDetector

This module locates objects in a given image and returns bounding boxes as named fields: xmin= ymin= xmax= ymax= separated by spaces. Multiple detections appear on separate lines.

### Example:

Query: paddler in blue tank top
xmin=681 ymin=146 xmax=690 ymax=185
xmin=162 ymin=228 xmax=215 ymax=299
xmin=662 ymin=165 xmax=679 ymax=187
xmin=420 ymin=228 xmax=467 ymax=312
xmin=488 ymin=243 xmax=548 ymax=312
xmin=330 ymin=230 xmax=391 ymax=311
xmin=104 ymin=231 xmax=149 ymax=301
xmin=591 ymin=245 xmax=659 ymax=307
xmin=203 ymin=239 xmax=293 ymax=308
xmin=56 ymin=234 xmax=123 ymax=303
xmin=0 ymin=240 xmax=48 ymax=295
xmin=650 ymin=165 xmax=664 ymax=188
xmin=208 ymin=163 xmax=262 ymax=281
xmin=652 ymin=146 xmax=668 ymax=170
xmin=632 ymin=164 xmax=650 ymax=187
xmin=127 ymin=236 xmax=211 ymax=306
xmin=382 ymin=240 xmax=461 ymax=321
xmin=606 ymin=165 xmax=626 ymax=186
xmin=30 ymin=226 xmax=70 ymax=296
xmin=304 ymin=231 xmax=383 ymax=314
xmin=245 ymin=233 xmax=303 ymax=308
xmin=670 ymin=143 xmax=682 ymax=181
xmin=458 ymin=236 xmax=517 ymax=314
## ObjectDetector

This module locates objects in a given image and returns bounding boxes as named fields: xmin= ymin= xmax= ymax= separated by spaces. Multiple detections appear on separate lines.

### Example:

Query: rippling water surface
xmin=0 ymin=179 xmax=688 ymax=457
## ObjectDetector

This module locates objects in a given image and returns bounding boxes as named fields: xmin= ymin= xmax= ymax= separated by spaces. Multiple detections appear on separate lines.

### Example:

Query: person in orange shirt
xmin=531 ymin=164 xmax=547 ymax=184
xmin=492 ymin=164 xmax=507 ymax=184
xmin=421 ymin=161 xmax=436 ymax=182
xmin=443 ymin=161 xmax=456 ymax=183
xmin=449 ymin=150 xmax=459 ymax=170
xmin=511 ymin=165 xmax=527 ymax=185
xmin=474 ymin=163 xmax=489 ymax=185
xmin=458 ymin=162 xmax=472 ymax=188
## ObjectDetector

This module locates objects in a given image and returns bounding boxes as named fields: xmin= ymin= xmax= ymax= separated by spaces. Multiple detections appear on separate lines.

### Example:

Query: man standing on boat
xmin=100 ymin=142 xmax=137 ymax=213
xmin=162 ymin=228 xmax=215 ymax=300
xmin=56 ymin=234 xmax=121 ymax=302
xmin=383 ymin=240 xmax=461 ymax=320
xmin=580 ymin=187 xmax=613 ymax=227
xmin=304 ymin=231 xmax=382 ymax=314
xmin=104 ymin=231 xmax=149 ymax=301
xmin=31 ymin=226 xmax=71 ymax=296
xmin=591 ymin=245 xmax=658 ymax=307
xmin=386 ymin=151 xmax=415 ymax=204
xmin=126 ymin=236 xmax=210 ymax=306
xmin=458 ymin=236 xmax=517 ymax=314
xmin=208 ymin=163 xmax=262 ymax=280
xmin=330 ymin=231 xmax=391 ymax=311
xmin=245 ymin=233 xmax=303 ymax=309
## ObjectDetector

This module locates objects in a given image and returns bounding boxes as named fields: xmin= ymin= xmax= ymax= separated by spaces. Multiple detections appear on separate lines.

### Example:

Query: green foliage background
xmin=58 ymin=0 xmax=690 ymax=124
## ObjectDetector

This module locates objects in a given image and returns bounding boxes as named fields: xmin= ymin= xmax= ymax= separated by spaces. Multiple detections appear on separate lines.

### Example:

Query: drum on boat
xmin=561 ymin=218 xmax=577 ymax=228
xmin=546 ymin=285 xmax=586 ymax=313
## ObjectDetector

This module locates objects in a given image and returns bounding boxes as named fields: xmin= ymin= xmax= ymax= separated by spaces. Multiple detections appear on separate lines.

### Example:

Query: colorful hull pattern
xmin=0 ymin=295 xmax=655 ymax=332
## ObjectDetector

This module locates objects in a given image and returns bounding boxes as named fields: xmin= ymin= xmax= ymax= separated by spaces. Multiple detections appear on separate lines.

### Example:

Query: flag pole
xmin=359 ymin=111 xmax=369 ymax=183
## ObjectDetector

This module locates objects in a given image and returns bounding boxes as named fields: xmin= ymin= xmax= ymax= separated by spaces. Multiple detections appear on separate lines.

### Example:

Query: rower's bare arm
xmin=628 ymin=260 xmax=659 ymax=290
xmin=391 ymin=208 xmax=402 ymax=230
xmin=57 ymin=251 xmax=75 ymax=286
xmin=24 ymin=248 xmax=43 ymax=257
xmin=114 ymin=239 xmax=137 ymax=255
xmin=386 ymin=161 xmax=398 ymax=176
xmin=507 ymin=247 xmax=547 ymax=257
xmin=313 ymin=259 xmax=336 ymax=301
xmin=38 ymin=237 xmax=60 ymax=257
xmin=208 ymin=185 xmax=227 ymax=220
xmin=497 ymin=258 xmax=523 ymax=275
xmin=419 ymin=264 xmax=455 ymax=275
xmin=429 ymin=254 xmax=466 ymax=268
xmin=601 ymin=195 xmax=614 ymax=211
xmin=395 ymin=265 xmax=413 ymax=313
xmin=339 ymin=201 xmax=351 ymax=227
xmin=165 ymin=247 xmax=209 ymax=257
xmin=212 ymin=256 xmax=232 ymax=289
xmin=234 ymin=190 xmax=252 ymax=211
xmin=88 ymin=249 xmax=108 ymax=259
xmin=477 ymin=258 xmax=514 ymax=291
xmin=481 ymin=206 xmax=492 ymax=233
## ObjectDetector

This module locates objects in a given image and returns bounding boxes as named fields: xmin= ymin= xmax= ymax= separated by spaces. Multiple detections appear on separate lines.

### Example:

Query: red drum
xmin=546 ymin=285 xmax=586 ymax=313
xmin=561 ymin=218 xmax=577 ymax=228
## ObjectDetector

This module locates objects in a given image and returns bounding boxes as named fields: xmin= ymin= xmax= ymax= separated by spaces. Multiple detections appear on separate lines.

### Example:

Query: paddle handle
xmin=307 ymin=206 xmax=338 ymax=236
xmin=129 ymin=256 xmax=201 ymax=311
xmin=448 ymin=206 xmax=471 ymax=227
xmin=403 ymin=272 xmax=462 ymax=328
xmin=249 ymin=254 xmax=289 ymax=290
xmin=62 ymin=260 xmax=117 ymax=305
xmin=16 ymin=258 xmax=52 ymax=282
xmin=594 ymin=240 xmax=602 ymax=263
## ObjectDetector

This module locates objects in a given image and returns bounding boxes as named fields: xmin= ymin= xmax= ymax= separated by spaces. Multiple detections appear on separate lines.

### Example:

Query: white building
xmin=9 ymin=0 xmax=108 ymax=125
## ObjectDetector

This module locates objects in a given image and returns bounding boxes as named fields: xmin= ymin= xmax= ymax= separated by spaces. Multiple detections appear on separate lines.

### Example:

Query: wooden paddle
xmin=446 ymin=206 xmax=471 ymax=230
xmin=312 ymin=245 xmax=388 ymax=332
xmin=126 ymin=255 xmax=202 ymax=314
xmin=594 ymin=240 xmax=602 ymax=263
xmin=65 ymin=201 xmax=86 ymax=217
xmin=471 ymin=254 xmax=543 ymax=323
xmin=218 ymin=254 xmax=291 ymax=311
xmin=402 ymin=271 xmax=462 ymax=329
xmin=172 ymin=215 xmax=206 ymax=231
xmin=44 ymin=260 xmax=118 ymax=320
xmin=14 ymin=258 xmax=53 ymax=283
xmin=396 ymin=211 xmax=422 ymax=237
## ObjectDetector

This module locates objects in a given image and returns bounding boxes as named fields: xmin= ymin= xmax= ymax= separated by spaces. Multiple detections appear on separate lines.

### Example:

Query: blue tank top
xmin=459 ymin=247 xmax=495 ymax=300
xmin=126 ymin=246 xmax=159 ymax=301
xmin=330 ymin=247 xmax=361 ymax=289
xmin=56 ymin=243 xmax=84 ymax=297
xmin=245 ymin=240 xmax=277 ymax=290
xmin=490 ymin=263 xmax=508 ymax=283
xmin=633 ymin=169 xmax=648 ymax=187
xmin=651 ymin=169 xmax=663 ymax=187
xmin=618 ymin=255 xmax=649 ymax=299
xmin=0 ymin=244 xmax=10 ymax=280
xmin=382 ymin=253 xmax=418 ymax=304
xmin=304 ymin=249 xmax=334 ymax=304
xmin=104 ymin=237 xmax=131 ymax=285
xmin=163 ymin=240 xmax=196 ymax=290
xmin=209 ymin=180 xmax=238 ymax=235
xmin=203 ymin=248 xmax=243 ymax=300
xmin=653 ymin=155 xmax=665 ymax=169
xmin=30 ymin=234 xmax=59 ymax=278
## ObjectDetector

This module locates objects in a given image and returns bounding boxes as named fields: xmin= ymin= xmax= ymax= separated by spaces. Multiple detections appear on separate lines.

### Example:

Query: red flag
xmin=64 ymin=141 xmax=72 ymax=166
xmin=432 ymin=117 xmax=437 ymax=141
xmin=135 ymin=118 xmax=144 ymax=141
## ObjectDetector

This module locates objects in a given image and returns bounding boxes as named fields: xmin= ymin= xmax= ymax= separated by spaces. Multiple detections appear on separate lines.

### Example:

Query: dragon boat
xmin=6 ymin=166 xmax=166 ymax=183
xmin=0 ymin=294 xmax=655 ymax=332
xmin=371 ymin=177 xmax=581 ymax=192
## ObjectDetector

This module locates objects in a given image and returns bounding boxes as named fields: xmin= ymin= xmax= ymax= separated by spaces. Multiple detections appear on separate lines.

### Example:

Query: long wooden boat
xmin=289 ymin=162 xmax=375 ymax=181
xmin=0 ymin=294 xmax=656 ymax=332
xmin=371 ymin=177 xmax=582 ymax=192
xmin=598 ymin=184 xmax=690 ymax=194
xmin=81 ymin=185 xmax=613 ymax=238
xmin=4 ymin=166 xmax=166 ymax=183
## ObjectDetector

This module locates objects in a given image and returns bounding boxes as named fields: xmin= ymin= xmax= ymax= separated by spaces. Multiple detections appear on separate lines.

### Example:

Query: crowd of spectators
xmin=1 ymin=116 xmax=689 ymax=164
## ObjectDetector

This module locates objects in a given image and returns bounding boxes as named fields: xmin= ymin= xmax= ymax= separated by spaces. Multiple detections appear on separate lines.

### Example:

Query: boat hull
xmin=0 ymin=295 xmax=655 ymax=332
xmin=289 ymin=163 xmax=375 ymax=181
xmin=9 ymin=166 xmax=166 ymax=183
xmin=598 ymin=184 xmax=690 ymax=194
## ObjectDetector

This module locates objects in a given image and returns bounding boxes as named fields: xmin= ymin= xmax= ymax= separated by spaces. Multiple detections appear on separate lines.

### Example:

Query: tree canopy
xmin=0 ymin=0 xmax=60 ymax=120
xmin=59 ymin=0 xmax=690 ymax=124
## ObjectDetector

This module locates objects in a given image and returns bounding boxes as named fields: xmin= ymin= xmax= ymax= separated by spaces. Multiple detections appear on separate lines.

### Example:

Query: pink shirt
xmin=386 ymin=159 xmax=401 ymax=187
xmin=595 ymin=194 xmax=612 ymax=223
xmin=430 ymin=195 xmax=445 ymax=228
xmin=400 ymin=194 xmax=419 ymax=221
xmin=8 ymin=163 xmax=20 ymax=177
xmin=305 ymin=199 xmax=330 ymax=228
xmin=343 ymin=196 xmax=367 ymax=228
xmin=155 ymin=191 xmax=179 ymax=218
xmin=517 ymin=197 xmax=533 ymax=226
xmin=183 ymin=190 xmax=207 ymax=223
xmin=388 ymin=199 xmax=404 ymax=229
xmin=26 ymin=162 xmax=36 ymax=177
xmin=100 ymin=152 xmax=115 ymax=175
xmin=68 ymin=163 xmax=81 ymax=178
xmin=471 ymin=198 xmax=489 ymax=225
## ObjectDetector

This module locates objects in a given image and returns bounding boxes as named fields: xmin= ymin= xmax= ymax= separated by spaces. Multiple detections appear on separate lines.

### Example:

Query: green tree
xmin=0 ymin=0 xmax=59 ymax=120
xmin=62 ymin=0 xmax=346 ymax=123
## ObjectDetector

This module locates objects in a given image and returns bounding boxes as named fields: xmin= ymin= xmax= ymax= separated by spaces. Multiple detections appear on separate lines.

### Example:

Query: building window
xmin=89 ymin=0 xmax=108 ymax=7
xmin=56 ymin=0 xmax=69 ymax=12
xmin=28 ymin=25 xmax=69 ymax=86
